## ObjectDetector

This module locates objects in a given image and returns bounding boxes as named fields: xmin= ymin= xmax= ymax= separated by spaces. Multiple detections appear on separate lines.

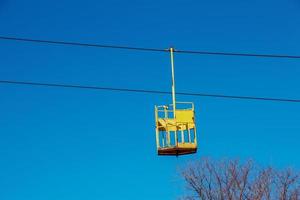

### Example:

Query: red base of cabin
xmin=158 ymin=147 xmax=197 ymax=156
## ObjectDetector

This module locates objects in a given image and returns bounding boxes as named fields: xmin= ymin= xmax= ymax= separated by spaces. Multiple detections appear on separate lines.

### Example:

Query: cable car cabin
xmin=155 ymin=102 xmax=197 ymax=156
xmin=154 ymin=47 xmax=198 ymax=156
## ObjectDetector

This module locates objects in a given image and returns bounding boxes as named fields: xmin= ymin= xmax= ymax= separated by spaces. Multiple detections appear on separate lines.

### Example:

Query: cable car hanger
xmin=155 ymin=47 xmax=198 ymax=156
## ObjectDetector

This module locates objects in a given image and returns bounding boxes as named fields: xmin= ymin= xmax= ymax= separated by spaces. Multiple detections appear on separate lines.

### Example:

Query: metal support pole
xmin=170 ymin=47 xmax=176 ymax=119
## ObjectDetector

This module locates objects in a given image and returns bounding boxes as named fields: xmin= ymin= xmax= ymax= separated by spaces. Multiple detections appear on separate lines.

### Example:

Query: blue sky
xmin=0 ymin=0 xmax=300 ymax=199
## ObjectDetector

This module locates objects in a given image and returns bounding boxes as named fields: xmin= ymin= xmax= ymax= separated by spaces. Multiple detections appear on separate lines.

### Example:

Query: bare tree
xmin=181 ymin=158 xmax=300 ymax=200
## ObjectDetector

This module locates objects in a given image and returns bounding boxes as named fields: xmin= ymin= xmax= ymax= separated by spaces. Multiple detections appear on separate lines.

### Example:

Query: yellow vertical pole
xmin=192 ymin=105 xmax=197 ymax=146
xmin=170 ymin=47 xmax=176 ymax=119
xmin=155 ymin=106 xmax=160 ymax=149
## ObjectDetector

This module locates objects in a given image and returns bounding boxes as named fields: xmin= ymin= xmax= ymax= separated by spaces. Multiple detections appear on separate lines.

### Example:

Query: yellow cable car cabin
xmin=155 ymin=48 xmax=198 ymax=156
xmin=155 ymin=102 xmax=197 ymax=155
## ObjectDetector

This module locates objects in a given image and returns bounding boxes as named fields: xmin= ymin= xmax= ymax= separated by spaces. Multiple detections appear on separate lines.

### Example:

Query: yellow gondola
xmin=155 ymin=48 xmax=198 ymax=156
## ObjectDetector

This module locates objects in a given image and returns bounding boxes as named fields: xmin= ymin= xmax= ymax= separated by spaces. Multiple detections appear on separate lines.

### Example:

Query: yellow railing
xmin=155 ymin=102 xmax=197 ymax=149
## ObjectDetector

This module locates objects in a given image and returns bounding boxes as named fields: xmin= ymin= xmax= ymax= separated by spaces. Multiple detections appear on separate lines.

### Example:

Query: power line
xmin=0 ymin=80 xmax=299 ymax=103
xmin=176 ymin=49 xmax=300 ymax=59
xmin=1 ymin=36 xmax=300 ymax=59
xmin=0 ymin=36 xmax=166 ymax=52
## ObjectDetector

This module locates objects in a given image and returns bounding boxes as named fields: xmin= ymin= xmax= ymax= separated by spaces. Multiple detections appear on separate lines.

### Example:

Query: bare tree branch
xmin=181 ymin=158 xmax=300 ymax=200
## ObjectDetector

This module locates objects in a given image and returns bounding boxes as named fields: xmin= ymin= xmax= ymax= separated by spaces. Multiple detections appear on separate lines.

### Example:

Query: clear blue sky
xmin=0 ymin=0 xmax=300 ymax=199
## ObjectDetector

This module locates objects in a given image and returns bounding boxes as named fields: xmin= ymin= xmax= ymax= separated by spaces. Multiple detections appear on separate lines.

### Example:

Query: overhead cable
xmin=0 ymin=80 xmax=299 ymax=103
xmin=1 ymin=36 xmax=300 ymax=59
